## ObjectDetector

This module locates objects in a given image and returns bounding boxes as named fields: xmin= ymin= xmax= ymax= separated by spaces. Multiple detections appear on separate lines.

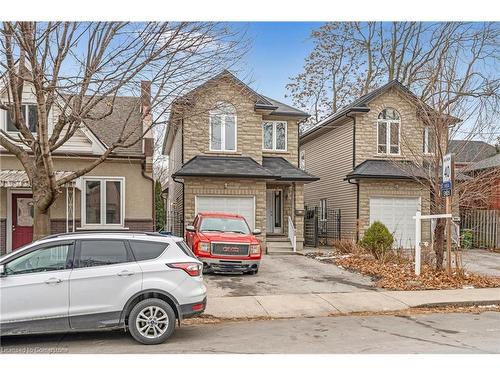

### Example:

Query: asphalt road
xmin=1 ymin=311 xmax=499 ymax=354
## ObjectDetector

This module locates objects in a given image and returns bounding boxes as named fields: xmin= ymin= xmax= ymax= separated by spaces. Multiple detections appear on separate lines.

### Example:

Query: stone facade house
xmin=0 ymin=81 xmax=155 ymax=254
xmin=162 ymin=71 xmax=318 ymax=251
xmin=300 ymin=80 xmax=445 ymax=249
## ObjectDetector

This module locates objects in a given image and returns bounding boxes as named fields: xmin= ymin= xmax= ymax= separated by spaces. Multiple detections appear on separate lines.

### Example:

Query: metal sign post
xmin=442 ymin=153 xmax=455 ymax=275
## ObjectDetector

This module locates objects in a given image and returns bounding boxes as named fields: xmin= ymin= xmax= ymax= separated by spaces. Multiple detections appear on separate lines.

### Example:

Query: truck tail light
xmin=167 ymin=262 xmax=202 ymax=277
xmin=197 ymin=242 xmax=210 ymax=254
xmin=250 ymin=244 xmax=261 ymax=255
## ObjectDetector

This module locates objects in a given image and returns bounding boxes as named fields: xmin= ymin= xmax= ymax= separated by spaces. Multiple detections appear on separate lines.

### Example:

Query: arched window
xmin=209 ymin=102 xmax=236 ymax=151
xmin=377 ymin=108 xmax=400 ymax=154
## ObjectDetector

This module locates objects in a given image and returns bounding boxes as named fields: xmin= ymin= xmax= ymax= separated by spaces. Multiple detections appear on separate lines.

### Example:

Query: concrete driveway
xmin=462 ymin=249 xmax=500 ymax=277
xmin=204 ymin=254 xmax=375 ymax=297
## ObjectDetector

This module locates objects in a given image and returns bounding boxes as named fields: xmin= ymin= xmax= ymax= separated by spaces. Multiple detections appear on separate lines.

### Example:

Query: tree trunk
xmin=33 ymin=205 xmax=51 ymax=240
xmin=433 ymin=218 xmax=446 ymax=270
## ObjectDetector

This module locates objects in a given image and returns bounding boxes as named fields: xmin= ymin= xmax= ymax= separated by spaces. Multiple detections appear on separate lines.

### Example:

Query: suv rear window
xmin=176 ymin=240 xmax=196 ymax=258
xmin=78 ymin=240 xmax=130 ymax=268
xmin=129 ymin=240 xmax=168 ymax=261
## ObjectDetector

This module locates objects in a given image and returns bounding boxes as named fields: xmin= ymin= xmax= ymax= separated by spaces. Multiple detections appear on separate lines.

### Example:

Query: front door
xmin=12 ymin=193 xmax=34 ymax=250
xmin=266 ymin=189 xmax=283 ymax=234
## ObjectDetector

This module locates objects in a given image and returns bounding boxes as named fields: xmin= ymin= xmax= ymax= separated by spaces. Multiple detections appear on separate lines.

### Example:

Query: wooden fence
xmin=460 ymin=208 xmax=500 ymax=249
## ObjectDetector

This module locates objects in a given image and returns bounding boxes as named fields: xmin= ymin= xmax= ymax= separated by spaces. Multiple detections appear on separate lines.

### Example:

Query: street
xmin=1 ymin=311 xmax=499 ymax=354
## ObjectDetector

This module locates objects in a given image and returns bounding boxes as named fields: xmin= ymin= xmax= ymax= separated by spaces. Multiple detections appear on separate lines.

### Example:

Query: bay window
xmin=377 ymin=108 xmax=400 ymax=155
xmin=83 ymin=178 xmax=124 ymax=227
xmin=262 ymin=121 xmax=287 ymax=151
xmin=209 ymin=103 xmax=237 ymax=151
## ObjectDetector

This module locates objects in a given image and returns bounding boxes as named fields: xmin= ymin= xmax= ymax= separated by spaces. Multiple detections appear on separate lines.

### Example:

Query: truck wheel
xmin=128 ymin=298 xmax=176 ymax=345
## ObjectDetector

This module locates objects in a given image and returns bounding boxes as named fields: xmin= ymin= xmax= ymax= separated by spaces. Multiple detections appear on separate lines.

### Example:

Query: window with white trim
xmin=423 ymin=126 xmax=434 ymax=154
xmin=377 ymin=108 xmax=400 ymax=155
xmin=262 ymin=121 xmax=287 ymax=151
xmin=319 ymin=198 xmax=327 ymax=221
xmin=83 ymin=178 xmax=124 ymax=227
xmin=300 ymin=149 xmax=306 ymax=170
xmin=209 ymin=103 xmax=236 ymax=151
xmin=5 ymin=104 xmax=38 ymax=132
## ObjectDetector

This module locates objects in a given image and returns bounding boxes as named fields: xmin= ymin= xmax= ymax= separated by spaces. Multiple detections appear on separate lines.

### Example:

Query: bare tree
xmin=0 ymin=21 xmax=247 ymax=239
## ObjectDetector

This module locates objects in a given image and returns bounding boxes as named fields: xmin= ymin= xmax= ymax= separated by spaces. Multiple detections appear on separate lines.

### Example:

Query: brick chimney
xmin=141 ymin=80 xmax=153 ymax=173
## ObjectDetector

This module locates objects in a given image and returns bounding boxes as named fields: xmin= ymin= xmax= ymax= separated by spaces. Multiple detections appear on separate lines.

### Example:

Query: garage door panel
xmin=196 ymin=196 xmax=255 ymax=230
xmin=369 ymin=197 xmax=420 ymax=249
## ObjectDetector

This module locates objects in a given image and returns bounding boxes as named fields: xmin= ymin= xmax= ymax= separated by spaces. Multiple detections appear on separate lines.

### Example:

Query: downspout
xmin=346 ymin=112 xmax=359 ymax=242
xmin=141 ymin=161 xmax=155 ymax=231
xmin=176 ymin=119 xmax=185 ymax=236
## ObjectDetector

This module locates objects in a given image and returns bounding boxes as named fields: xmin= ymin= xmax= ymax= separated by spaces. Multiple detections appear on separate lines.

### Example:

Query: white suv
xmin=0 ymin=231 xmax=206 ymax=345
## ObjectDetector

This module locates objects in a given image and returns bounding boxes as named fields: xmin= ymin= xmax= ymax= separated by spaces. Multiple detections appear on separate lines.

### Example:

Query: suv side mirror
xmin=186 ymin=225 xmax=196 ymax=232
xmin=0 ymin=264 xmax=6 ymax=277
xmin=252 ymin=229 xmax=261 ymax=235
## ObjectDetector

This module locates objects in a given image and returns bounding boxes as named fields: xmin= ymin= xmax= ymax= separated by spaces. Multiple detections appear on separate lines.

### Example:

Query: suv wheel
xmin=128 ymin=298 xmax=176 ymax=345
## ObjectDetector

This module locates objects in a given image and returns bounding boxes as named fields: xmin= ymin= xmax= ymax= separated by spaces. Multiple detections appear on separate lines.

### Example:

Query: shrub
xmin=461 ymin=230 xmax=474 ymax=249
xmin=360 ymin=221 xmax=394 ymax=260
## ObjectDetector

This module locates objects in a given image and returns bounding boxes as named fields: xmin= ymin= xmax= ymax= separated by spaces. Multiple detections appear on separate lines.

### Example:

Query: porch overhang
xmin=0 ymin=169 xmax=77 ymax=188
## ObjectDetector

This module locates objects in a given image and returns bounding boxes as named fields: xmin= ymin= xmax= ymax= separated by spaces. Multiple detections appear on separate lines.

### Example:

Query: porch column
xmin=294 ymin=182 xmax=305 ymax=251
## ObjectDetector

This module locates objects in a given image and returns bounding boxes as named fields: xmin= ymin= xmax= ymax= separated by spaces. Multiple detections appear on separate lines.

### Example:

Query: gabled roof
xmin=449 ymin=140 xmax=497 ymax=164
xmin=163 ymin=70 xmax=309 ymax=155
xmin=300 ymin=80 xmax=459 ymax=142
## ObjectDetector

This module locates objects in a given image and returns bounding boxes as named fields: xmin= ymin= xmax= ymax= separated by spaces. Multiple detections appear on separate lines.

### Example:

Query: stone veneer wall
xmin=183 ymin=177 xmax=267 ymax=246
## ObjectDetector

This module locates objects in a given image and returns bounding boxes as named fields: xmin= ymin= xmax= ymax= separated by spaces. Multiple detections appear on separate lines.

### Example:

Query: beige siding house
xmin=163 ymin=71 xmax=318 ymax=251
xmin=300 ymin=81 xmax=438 ymax=248
xmin=0 ymin=81 xmax=155 ymax=254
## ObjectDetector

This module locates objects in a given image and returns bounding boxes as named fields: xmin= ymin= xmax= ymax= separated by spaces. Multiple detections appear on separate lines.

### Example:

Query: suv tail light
xmin=167 ymin=262 xmax=202 ymax=277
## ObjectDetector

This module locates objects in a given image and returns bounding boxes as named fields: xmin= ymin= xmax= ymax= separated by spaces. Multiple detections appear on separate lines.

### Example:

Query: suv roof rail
xmin=41 ymin=230 xmax=168 ymax=240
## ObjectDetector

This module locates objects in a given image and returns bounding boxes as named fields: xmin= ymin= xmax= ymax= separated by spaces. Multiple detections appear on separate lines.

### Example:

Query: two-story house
xmin=300 ymin=80 xmax=443 ymax=249
xmin=162 ymin=70 xmax=318 ymax=251
xmin=0 ymin=80 xmax=155 ymax=254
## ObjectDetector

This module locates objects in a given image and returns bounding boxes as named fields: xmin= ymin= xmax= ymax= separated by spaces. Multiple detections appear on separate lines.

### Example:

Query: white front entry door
xmin=266 ymin=189 xmax=283 ymax=234
xmin=195 ymin=196 xmax=255 ymax=230
xmin=369 ymin=197 xmax=420 ymax=249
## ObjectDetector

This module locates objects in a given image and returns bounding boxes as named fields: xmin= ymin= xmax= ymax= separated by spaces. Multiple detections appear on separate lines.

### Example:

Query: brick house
xmin=162 ymin=71 xmax=318 ymax=251
xmin=300 ymin=80 xmax=445 ymax=248
xmin=0 ymin=81 xmax=155 ymax=254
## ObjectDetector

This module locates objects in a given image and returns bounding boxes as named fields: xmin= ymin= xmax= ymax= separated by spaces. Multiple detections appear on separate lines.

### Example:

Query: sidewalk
xmin=204 ymin=287 xmax=500 ymax=318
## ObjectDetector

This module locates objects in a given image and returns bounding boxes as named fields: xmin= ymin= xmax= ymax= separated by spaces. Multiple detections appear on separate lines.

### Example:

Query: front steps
xmin=266 ymin=235 xmax=295 ymax=254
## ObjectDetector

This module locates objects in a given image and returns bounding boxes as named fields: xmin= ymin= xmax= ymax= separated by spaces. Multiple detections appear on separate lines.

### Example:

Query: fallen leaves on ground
xmin=309 ymin=250 xmax=500 ymax=291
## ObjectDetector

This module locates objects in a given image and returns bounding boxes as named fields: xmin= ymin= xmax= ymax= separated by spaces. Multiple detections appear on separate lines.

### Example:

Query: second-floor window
xmin=300 ymin=149 xmax=306 ymax=170
xmin=210 ymin=103 xmax=236 ymax=151
xmin=262 ymin=121 xmax=287 ymax=151
xmin=6 ymin=104 xmax=38 ymax=132
xmin=377 ymin=108 xmax=400 ymax=155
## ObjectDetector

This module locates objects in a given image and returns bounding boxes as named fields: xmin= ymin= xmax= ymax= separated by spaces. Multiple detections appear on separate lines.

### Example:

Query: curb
xmin=414 ymin=300 xmax=500 ymax=309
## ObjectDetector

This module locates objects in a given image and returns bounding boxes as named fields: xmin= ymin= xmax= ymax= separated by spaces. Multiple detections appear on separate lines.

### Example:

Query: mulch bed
xmin=309 ymin=250 xmax=500 ymax=291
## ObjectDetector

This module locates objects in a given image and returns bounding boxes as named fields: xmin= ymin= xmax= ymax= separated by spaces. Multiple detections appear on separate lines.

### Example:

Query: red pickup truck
xmin=185 ymin=212 xmax=262 ymax=274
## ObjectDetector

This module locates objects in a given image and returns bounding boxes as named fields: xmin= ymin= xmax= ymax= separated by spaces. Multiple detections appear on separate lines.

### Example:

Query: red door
xmin=12 ymin=193 xmax=34 ymax=250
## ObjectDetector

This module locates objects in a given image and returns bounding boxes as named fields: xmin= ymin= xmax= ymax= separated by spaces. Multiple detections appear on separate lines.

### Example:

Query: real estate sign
xmin=441 ymin=153 xmax=455 ymax=197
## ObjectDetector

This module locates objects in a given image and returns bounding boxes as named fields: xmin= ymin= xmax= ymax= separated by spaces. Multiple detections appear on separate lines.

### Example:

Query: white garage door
xmin=196 ymin=196 xmax=255 ymax=230
xmin=369 ymin=197 xmax=420 ymax=249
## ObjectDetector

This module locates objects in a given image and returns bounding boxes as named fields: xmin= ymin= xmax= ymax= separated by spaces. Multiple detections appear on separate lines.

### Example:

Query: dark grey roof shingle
xmin=261 ymin=96 xmax=309 ymax=117
xmin=173 ymin=155 xmax=319 ymax=182
xmin=262 ymin=157 xmax=319 ymax=181
xmin=465 ymin=153 xmax=500 ymax=171
xmin=346 ymin=159 xmax=427 ymax=180
xmin=449 ymin=140 xmax=497 ymax=163
xmin=172 ymin=155 xmax=276 ymax=179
